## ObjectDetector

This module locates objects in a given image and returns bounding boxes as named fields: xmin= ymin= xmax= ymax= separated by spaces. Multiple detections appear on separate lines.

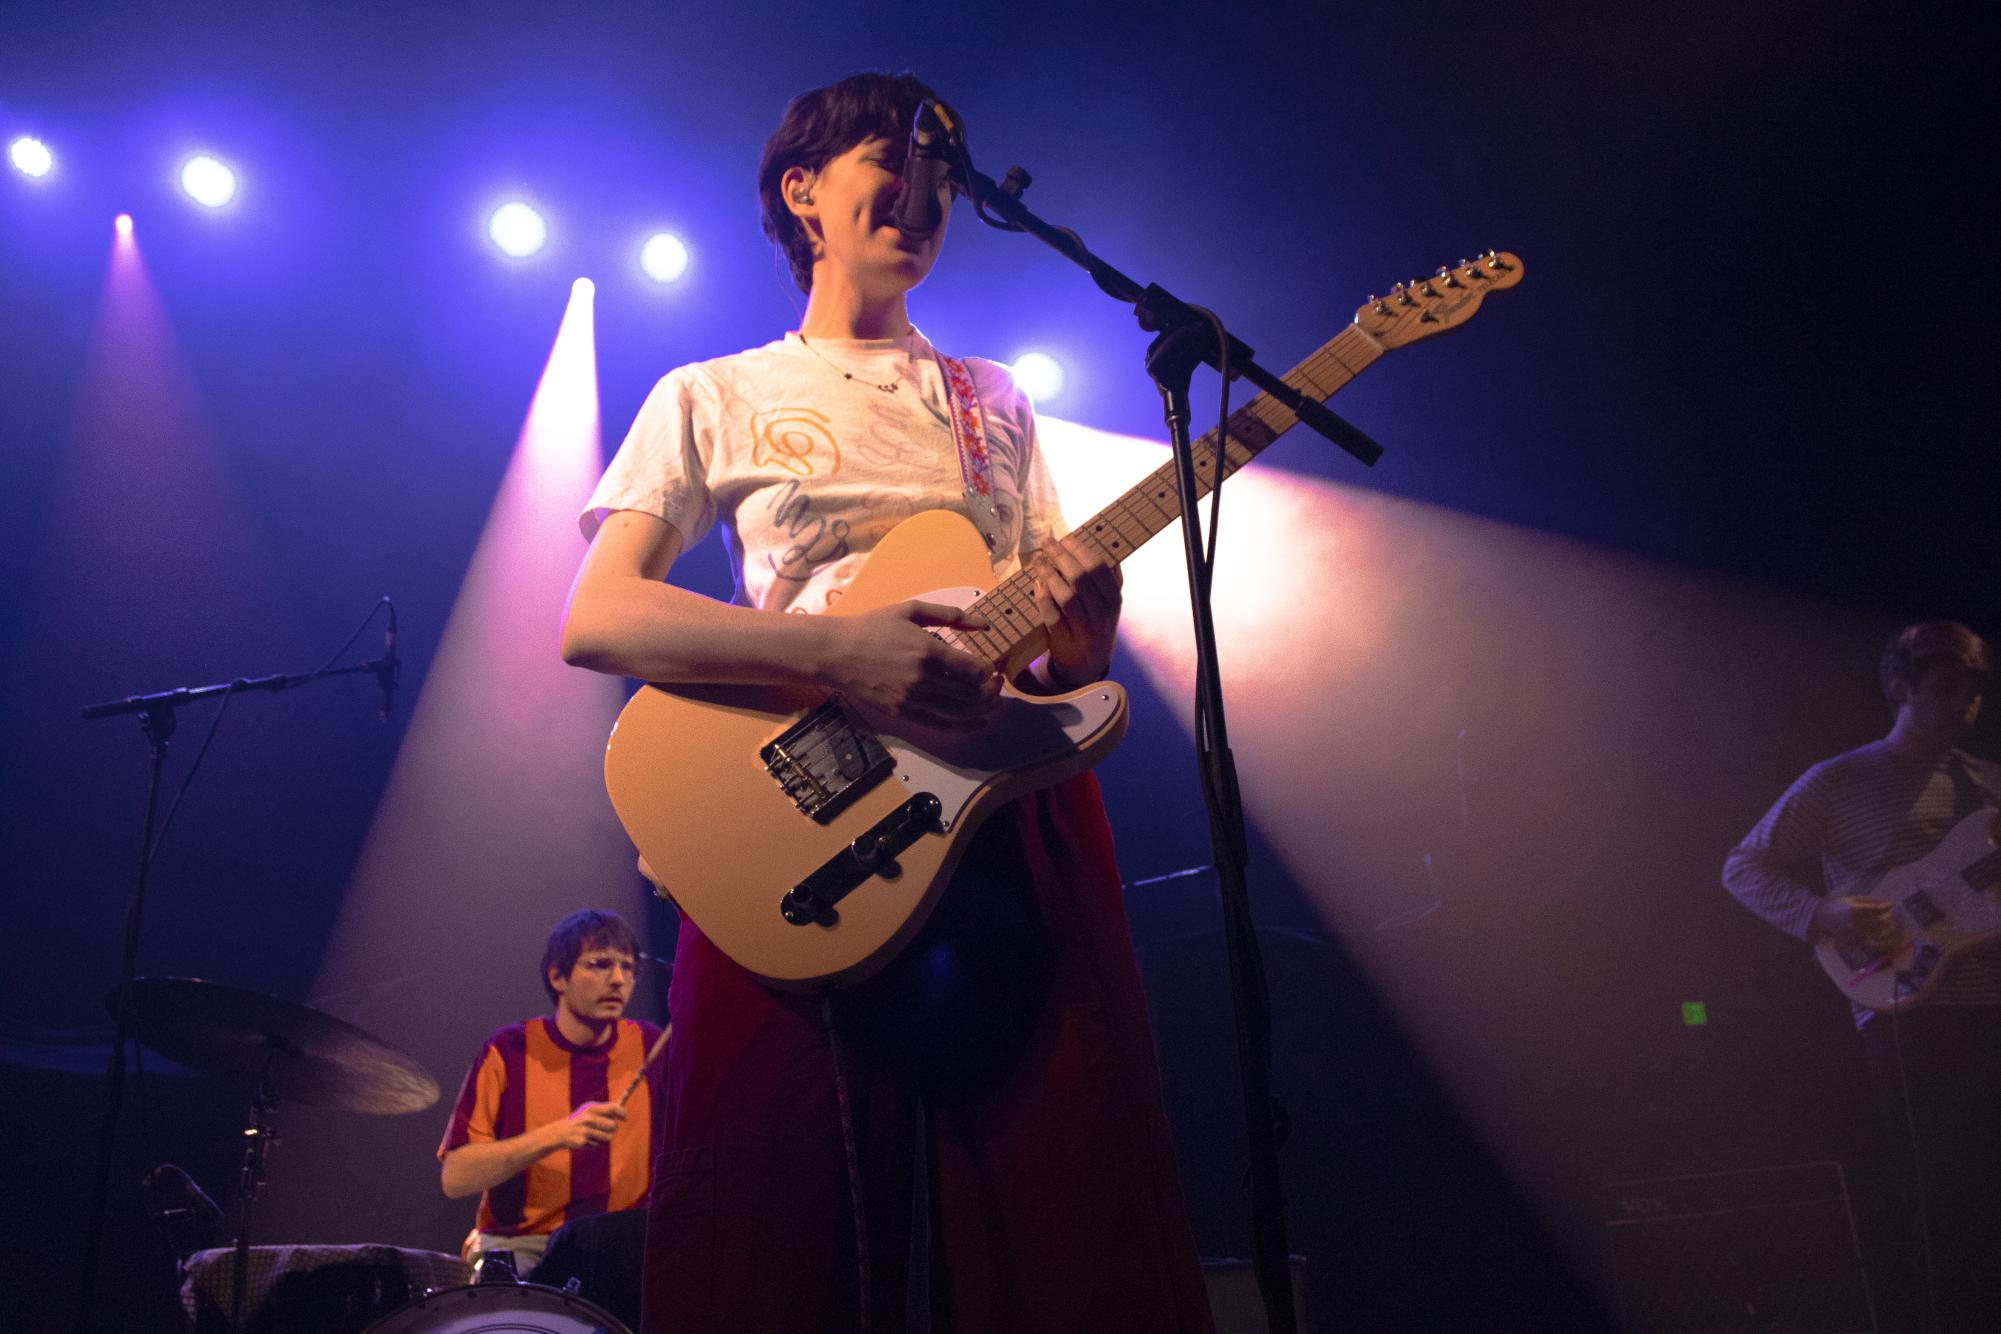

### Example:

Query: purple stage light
xmin=488 ymin=201 xmax=548 ymax=258
xmin=639 ymin=232 xmax=689 ymax=283
xmin=9 ymin=135 xmax=54 ymax=178
xmin=114 ymin=214 xmax=134 ymax=236
xmin=1011 ymin=351 xmax=1064 ymax=403
xmin=179 ymin=155 xmax=237 ymax=208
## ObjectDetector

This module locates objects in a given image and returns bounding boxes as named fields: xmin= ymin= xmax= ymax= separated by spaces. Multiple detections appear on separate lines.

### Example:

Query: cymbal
xmin=109 ymin=977 xmax=439 ymax=1115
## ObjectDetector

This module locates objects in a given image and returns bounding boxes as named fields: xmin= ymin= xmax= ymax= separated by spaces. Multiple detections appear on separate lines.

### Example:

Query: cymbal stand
xmin=229 ymin=1067 xmax=279 ymax=1334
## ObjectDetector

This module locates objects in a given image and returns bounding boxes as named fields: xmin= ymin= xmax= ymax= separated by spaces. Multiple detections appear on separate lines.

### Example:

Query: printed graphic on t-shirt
xmin=763 ymin=480 xmax=851 ymax=585
xmin=751 ymin=406 xmax=840 ymax=478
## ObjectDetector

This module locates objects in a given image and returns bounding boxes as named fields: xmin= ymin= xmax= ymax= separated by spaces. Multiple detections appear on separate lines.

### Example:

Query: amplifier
xmin=1601 ymin=1161 xmax=1875 ymax=1333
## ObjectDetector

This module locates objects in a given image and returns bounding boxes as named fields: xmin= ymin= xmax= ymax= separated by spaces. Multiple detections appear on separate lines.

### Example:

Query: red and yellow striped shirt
xmin=437 ymin=1016 xmax=663 ymax=1237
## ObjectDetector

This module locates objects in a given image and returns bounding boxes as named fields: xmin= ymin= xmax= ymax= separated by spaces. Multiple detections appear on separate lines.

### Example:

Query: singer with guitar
xmin=1722 ymin=620 xmax=2001 ymax=1332
xmin=560 ymin=73 xmax=1213 ymax=1334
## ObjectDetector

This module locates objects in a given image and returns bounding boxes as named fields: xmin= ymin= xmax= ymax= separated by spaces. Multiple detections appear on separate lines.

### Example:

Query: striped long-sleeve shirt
xmin=1723 ymin=740 xmax=2001 ymax=1024
xmin=437 ymin=1016 xmax=664 ymax=1237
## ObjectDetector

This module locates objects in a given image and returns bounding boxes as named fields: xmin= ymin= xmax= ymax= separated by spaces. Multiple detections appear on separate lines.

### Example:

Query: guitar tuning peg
xmin=1434 ymin=266 xmax=1462 ymax=290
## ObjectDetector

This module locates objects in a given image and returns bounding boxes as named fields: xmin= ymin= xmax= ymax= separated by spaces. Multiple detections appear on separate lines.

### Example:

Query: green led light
xmin=1681 ymin=1001 xmax=1708 ymax=1027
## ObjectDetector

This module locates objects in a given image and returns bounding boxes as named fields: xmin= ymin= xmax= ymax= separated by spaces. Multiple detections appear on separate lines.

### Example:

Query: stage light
xmin=114 ymin=214 xmax=133 ymax=236
xmin=179 ymin=155 xmax=236 ymax=208
xmin=488 ymin=201 xmax=548 ymax=258
xmin=1012 ymin=351 xmax=1064 ymax=402
xmin=9 ymin=135 xmax=54 ymax=178
xmin=639 ymin=232 xmax=689 ymax=283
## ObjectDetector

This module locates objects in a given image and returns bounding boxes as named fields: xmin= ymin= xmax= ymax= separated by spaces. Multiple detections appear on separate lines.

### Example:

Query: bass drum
xmin=359 ymin=1281 xmax=633 ymax=1333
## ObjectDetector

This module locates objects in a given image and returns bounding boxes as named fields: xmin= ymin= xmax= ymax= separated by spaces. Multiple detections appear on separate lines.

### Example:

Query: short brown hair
xmin=541 ymin=909 xmax=639 ymax=1003
xmin=1879 ymin=620 xmax=1991 ymax=702
xmin=756 ymin=71 xmax=937 ymax=294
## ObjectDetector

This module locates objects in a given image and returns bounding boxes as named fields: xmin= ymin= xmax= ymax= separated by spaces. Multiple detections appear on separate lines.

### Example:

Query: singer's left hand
xmin=1031 ymin=534 xmax=1121 ymax=690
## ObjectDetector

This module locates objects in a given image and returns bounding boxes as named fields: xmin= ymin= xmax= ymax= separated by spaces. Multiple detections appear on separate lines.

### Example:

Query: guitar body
xmin=603 ymin=509 xmax=1129 ymax=988
xmin=1813 ymin=807 xmax=2001 ymax=1012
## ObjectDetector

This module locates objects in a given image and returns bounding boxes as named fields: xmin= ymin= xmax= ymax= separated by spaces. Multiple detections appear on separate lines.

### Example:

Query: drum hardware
xmin=470 ymin=1249 xmax=520 ymax=1285
xmin=110 ymin=975 xmax=440 ymax=1333
xmin=357 ymin=1281 xmax=634 ymax=1333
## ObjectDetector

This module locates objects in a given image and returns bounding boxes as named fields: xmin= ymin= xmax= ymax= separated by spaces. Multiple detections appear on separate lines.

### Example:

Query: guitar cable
xmin=1885 ymin=1008 xmax=1942 ymax=1333
xmin=819 ymin=991 xmax=874 ymax=1333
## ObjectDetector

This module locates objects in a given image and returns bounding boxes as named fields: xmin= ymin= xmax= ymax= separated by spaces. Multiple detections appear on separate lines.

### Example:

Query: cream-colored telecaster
xmin=1814 ymin=807 xmax=2001 ymax=1012
xmin=604 ymin=253 xmax=1525 ymax=986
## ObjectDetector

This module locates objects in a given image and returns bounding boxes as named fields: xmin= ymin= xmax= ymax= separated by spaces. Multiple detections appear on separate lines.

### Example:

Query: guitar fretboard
xmin=946 ymin=323 xmax=1385 ymax=672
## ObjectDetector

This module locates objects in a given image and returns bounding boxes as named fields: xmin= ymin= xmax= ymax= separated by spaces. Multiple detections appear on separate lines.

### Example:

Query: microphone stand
xmin=73 ymin=648 xmax=396 ymax=1333
xmin=961 ymin=152 xmax=1384 ymax=1334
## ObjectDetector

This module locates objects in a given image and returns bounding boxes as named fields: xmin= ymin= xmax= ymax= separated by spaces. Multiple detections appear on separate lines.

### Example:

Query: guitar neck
xmin=949 ymin=324 xmax=1386 ymax=672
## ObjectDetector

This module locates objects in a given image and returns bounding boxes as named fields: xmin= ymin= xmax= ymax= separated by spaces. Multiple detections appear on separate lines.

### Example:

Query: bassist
xmin=1723 ymin=620 xmax=2000 ymax=1332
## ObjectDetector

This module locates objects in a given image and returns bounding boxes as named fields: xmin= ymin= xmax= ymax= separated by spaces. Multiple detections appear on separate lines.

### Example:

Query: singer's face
xmin=550 ymin=943 xmax=635 ymax=1028
xmin=809 ymin=135 xmax=947 ymax=294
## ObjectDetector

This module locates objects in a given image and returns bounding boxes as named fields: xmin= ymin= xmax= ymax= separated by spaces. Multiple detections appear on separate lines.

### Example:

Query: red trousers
xmin=639 ymin=773 xmax=1215 ymax=1333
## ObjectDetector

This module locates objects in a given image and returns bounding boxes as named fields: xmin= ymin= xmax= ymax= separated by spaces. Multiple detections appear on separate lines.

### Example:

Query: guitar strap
xmin=930 ymin=345 xmax=1007 ymax=560
xmin=1947 ymin=750 xmax=2000 ymax=812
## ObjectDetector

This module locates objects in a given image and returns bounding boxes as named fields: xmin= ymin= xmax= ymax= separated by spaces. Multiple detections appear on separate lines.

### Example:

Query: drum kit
xmin=117 ymin=976 xmax=638 ymax=1334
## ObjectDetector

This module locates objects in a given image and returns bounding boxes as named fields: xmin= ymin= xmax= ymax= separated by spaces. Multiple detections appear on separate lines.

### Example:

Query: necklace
xmin=797 ymin=331 xmax=905 ymax=393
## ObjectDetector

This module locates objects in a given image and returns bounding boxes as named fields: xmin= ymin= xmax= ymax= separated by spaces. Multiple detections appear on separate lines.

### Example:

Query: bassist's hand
xmin=822 ymin=601 xmax=1000 ymax=731
xmin=1811 ymin=896 xmax=1901 ymax=955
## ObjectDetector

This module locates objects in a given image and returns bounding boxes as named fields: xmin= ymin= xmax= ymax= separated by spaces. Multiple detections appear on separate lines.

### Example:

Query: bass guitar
xmin=1815 ymin=807 xmax=2001 ymax=1012
xmin=604 ymin=253 xmax=1524 ymax=985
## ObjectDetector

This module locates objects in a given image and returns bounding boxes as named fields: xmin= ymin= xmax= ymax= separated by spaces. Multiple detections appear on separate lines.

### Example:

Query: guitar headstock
xmin=1353 ymin=250 xmax=1523 ymax=348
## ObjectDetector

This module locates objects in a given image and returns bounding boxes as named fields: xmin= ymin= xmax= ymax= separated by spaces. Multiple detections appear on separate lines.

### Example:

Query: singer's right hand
xmin=817 ymin=600 xmax=999 ymax=730
xmin=547 ymin=1100 xmax=626 ymax=1150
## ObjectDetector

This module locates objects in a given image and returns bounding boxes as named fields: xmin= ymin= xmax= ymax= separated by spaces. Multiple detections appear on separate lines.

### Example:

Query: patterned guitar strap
xmin=929 ymin=345 xmax=1007 ymax=559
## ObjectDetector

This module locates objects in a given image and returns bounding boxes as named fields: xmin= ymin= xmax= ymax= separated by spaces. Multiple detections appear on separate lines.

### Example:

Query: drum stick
xmin=616 ymin=1024 xmax=670 ymax=1107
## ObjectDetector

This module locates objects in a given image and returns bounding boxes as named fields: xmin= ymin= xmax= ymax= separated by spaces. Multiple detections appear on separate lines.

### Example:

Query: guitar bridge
xmin=761 ymin=696 xmax=893 ymax=823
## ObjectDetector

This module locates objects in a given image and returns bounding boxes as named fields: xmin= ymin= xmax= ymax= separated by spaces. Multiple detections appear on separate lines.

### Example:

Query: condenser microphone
xmin=893 ymin=99 xmax=954 ymax=239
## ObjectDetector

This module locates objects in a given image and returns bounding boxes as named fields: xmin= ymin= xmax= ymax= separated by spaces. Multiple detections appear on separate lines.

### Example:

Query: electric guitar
xmin=603 ymin=253 xmax=1525 ymax=986
xmin=1814 ymin=807 xmax=2001 ymax=1012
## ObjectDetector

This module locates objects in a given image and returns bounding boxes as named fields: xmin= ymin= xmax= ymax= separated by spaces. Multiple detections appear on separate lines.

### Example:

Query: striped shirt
xmin=437 ymin=1016 xmax=664 ymax=1237
xmin=1724 ymin=741 xmax=2001 ymax=1023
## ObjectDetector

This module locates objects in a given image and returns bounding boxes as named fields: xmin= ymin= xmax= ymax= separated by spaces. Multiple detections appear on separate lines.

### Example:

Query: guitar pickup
xmin=1899 ymin=888 xmax=1944 ymax=928
xmin=761 ymin=696 xmax=894 ymax=823
xmin=780 ymin=794 xmax=944 ymax=927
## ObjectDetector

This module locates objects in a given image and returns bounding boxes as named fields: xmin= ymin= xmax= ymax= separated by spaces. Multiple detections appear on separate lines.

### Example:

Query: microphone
xmin=143 ymin=1162 xmax=224 ymax=1237
xmin=377 ymin=598 xmax=400 ymax=722
xmin=893 ymin=99 xmax=955 ymax=240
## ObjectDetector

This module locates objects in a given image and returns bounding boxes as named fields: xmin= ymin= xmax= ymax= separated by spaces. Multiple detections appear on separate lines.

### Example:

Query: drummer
xmin=437 ymin=909 xmax=665 ymax=1275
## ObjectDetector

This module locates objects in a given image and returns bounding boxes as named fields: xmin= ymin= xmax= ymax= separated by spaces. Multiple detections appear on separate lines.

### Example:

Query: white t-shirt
xmin=582 ymin=331 xmax=1066 ymax=615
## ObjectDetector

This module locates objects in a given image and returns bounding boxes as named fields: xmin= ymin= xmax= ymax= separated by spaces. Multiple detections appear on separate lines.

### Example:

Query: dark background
xmin=2 ymin=3 xmax=1993 ymax=1330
